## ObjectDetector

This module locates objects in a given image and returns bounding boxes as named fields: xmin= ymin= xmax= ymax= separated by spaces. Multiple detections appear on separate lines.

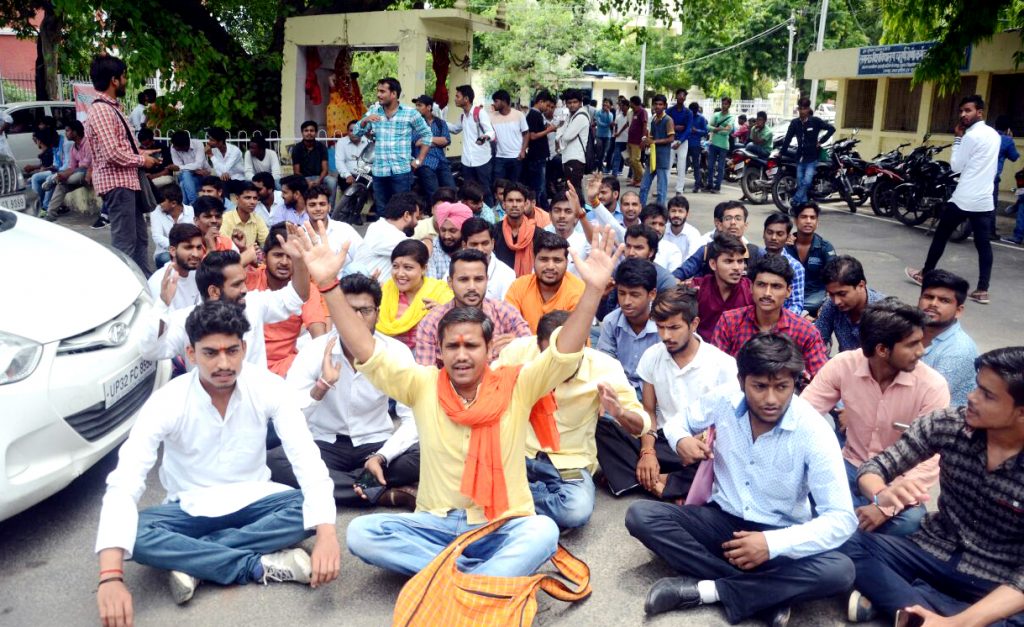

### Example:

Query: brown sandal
xmin=380 ymin=486 xmax=418 ymax=510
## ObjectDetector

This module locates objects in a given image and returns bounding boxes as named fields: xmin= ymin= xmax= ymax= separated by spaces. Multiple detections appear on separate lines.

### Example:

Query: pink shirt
xmin=801 ymin=349 xmax=950 ymax=488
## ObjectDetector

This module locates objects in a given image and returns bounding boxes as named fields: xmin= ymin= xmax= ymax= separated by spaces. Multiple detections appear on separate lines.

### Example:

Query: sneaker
xmin=169 ymin=570 xmax=200 ymax=605
xmin=260 ymin=548 xmax=312 ymax=584
xmin=768 ymin=605 xmax=792 ymax=627
xmin=91 ymin=215 xmax=110 ymax=229
xmin=904 ymin=267 xmax=923 ymax=286
xmin=969 ymin=289 xmax=990 ymax=305
xmin=1000 ymin=236 xmax=1022 ymax=245
xmin=847 ymin=590 xmax=876 ymax=622
xmin=41 ymin=174 xmax=58 ymax=191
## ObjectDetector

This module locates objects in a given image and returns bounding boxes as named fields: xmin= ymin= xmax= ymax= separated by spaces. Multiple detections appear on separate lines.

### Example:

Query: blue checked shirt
xmin=921 ymin=321 xmax=979 ymax=407
xmin=353 ymin=103 xmax=432 ymax=177
xmin=418 ymin=116 xmax=450 ymax=170
xmin=596 ymin=308 xmax=661 ymax=397
xmin=815 ymin=287 xmax=885 ymax=352
xmin=781 ymin=249 xmax=805 ymax=315
xmin=426 ymin=236 xmax=451 ymax=280
xmin=664 ymin=386 xmax=856 ymax=560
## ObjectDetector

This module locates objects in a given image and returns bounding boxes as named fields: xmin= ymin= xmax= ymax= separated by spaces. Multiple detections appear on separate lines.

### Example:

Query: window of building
xmin=884 ymin=79 xmax=922 ymax=132
xmin=928 ymin=76 xmax=978 ymax=134
xmin=988 ymin=73 xmax=1024 ymax=137
xmin=843 ymin=79 xmax=876 ymax=129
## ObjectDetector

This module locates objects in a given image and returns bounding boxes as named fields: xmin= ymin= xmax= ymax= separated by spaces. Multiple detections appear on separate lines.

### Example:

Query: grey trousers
xmin=103 ymin=187 xmax=152 ymax=276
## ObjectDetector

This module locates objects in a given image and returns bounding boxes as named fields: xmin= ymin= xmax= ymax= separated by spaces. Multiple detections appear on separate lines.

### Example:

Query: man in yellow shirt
xmin=495 ymin=310 xmax=650 ymax=529
xmin=292 ymin=221 xmax=622 ymax=577
xmin=504 ymin=230 xmax=585 ymax=333
xmin=220 ymin=181 xmax=269 ymax=249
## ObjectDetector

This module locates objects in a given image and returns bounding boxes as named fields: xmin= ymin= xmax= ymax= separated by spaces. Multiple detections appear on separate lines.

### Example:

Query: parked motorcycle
xmin=889 ymin=142 xmax=971 ymax=242
xmin=769 ymin=136 xmax=860 ymax=213
xmin=736 ymin=148 xmax=773 ymax=205
xmin=865 ymin=142 xmax=911 ymax=217
xmin=332 ymin=139 xmax=375 ymax=226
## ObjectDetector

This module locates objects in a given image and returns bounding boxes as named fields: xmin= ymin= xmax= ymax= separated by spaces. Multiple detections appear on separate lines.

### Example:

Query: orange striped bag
xmin=392 ymin=515 xmax=592 ymax=626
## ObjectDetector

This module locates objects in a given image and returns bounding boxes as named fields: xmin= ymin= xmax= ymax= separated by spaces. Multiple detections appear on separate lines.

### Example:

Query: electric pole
xmin=784 ymin=11 xmax=795 ymax=119
xmin=809 ymin=0 xmax=829 ymax=109
xmin=638 ymin=0 xmax=652 ymax=100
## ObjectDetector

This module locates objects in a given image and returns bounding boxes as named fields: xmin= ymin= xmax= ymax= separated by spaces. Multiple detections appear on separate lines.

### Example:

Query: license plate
xmin=103 ymin=359 xmax=156 ymax=408
xmin=0 ymin=194 xmax=26 ymax=211
xmin=863 ymin=175 xmax=876 ymax=184
xmin=767 ymin=167 xmax=778 ymax=176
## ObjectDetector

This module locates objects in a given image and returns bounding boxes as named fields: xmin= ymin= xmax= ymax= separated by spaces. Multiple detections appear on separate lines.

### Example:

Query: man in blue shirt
xmin=639 ymin=94 xmax=675 ymax=208
xmin=785 ymin=201 xmax=837 ymax=316
xmin=667 ymin=89 xmax=693 ymax=194
xmin=994 ymin=115 xmax=1019 ymax=211
xmin=412 ymin=95 xmax=455 ymax=205
xmin=595 ymin=98 xmax=615 ymax=174
xmin=626 ymin=333 xmax=856 ymax=624
xmin=687 ymin=102 xmax=708 ymax=193
xmin=815 ymin=255 xmax=885 ymax=352
xmin=596 ymin=259 xmax=661 ymax=397
xmin=781 ymin=97 xmax=835 ymax=209
xmin=918 ymin=269 xmax=979 ymax=407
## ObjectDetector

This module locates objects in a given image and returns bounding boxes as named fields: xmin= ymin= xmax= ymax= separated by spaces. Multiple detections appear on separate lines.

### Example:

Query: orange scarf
xmin=501 ymin=217 xmax=537 ymax=277
xmin=437 ymin=364 xmax=559 ymax=520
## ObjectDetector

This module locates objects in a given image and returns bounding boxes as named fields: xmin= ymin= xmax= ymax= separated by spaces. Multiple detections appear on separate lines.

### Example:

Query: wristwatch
xmin=413 ymin=158 xmax=422 ymax=167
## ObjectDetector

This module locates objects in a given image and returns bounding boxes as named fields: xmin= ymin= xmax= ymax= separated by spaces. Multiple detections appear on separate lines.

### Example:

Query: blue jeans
xmin=686 ymin=143 xmax=703 ymax=190
xmin=707 ymin=144 xmax=728 ymax=190
xmin=30 ymin=171 xmax=52 ymax=210
xmin=611 ymin=141 xmax=627 ymax=176
xmin=525 ymin=455 xmax=595 ymax=529
xmin=178 ymin=170 xmax=202 ymax=205
xmin=462 ymin=160 xmax=495 ymax=206
xmin=793 ymin=161 xmax=818 ymax=206
xmin=347 ymin=509 xmax=558 ymax=577
xmin=640 ymin=166 xmax=670 ymax=207
xmin=492 ymin=157 xmax=522 ymax=185
xmin=598 ymin=137 xmax=614 ymax=173
xmin=1014 ymin=197 xmax=1024 ymax=241
xmin=845 ymin=460 xmax=925 ymax=536
xmin=416 ymin=160 xmax=456 ymax=206
xmin=523 ymin=158 xmax=547 ymax=209
xmin=373 ymin=171 xmax=414 ymax=213
xmin=839 ymin=532 xmax=1024 ymax=625
xmin=131 ymin=489 xmax=312 ymax=585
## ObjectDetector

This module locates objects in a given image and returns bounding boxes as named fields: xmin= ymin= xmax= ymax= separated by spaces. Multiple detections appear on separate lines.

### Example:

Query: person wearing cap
xmin=427 ymin=201 xmax=474 ymax=280
xmin=413 ymin=94 xmax=456 ymax=203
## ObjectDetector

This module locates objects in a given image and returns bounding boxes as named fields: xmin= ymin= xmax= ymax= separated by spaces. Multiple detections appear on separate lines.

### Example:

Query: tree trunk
xmin=35 ymin=1 xmax=60 ymax=100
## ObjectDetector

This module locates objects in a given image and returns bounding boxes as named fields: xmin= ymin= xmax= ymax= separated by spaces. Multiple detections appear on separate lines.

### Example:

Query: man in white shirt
xmin=907 ymin=94 xmax=1001 ymax=305
xmin=460 ymin=216 xmax=516 ymax=301
xmin=169 ymin=130 xmax=209 ymax=205
xmin=597 ymin=286 xmax=738 ymax=499
xmin=150 ymin=183 xmax=194 ymax=267
xmin=489 ymin=89 xmax=529 ymax=185
xmin=269 ymin=274 xmax=420 ymax=508
xmin=556 ymin=88 xmax=591 ymax=196
xmin=641 ymin=203 xmax=684 ymax=271
xmin=304 ymin=184 xmax=362 ymax=270
xmin=253 ymin=171 xmax=285 ymax=224
xmin=207 ymin=127 xmax=246 ymax=196
xmin=148 ymin=223 xmax=203 ymax=312
xmin=449 ymin=84 xmax=496 ymax=206
xmin=612 ymin=99 xmax=631 ymax=176
xmin=347 ymin=192 xmax=417 ymax=282
xmin=127 ymin=90 xmax=148 ymax=131
xmin=140 ymin=247 xmax=309 ymax=370
xmin=243 ymin=135 xmax=282 ymax=182
xmin=333 ymin=120 xmax=367 ymax=197
xmin=663 ymin=194 xmax=702 ymax=259
xmin=546 ymin=188 xmax=591 ymax=277
xmin=94 ymin=301 xmax=338 ymax=622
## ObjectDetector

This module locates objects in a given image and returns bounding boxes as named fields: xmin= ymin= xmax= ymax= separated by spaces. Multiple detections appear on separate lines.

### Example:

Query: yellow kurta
xmin=355 ymin=328 xmax=583 ymax=524
xmin=220 ymin=211 xmax=269 ymax=248
xmin=494 ymin=337 xmax=651 ymax=475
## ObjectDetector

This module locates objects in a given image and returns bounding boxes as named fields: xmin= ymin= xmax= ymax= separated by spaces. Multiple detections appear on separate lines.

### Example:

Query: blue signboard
xmin=857 ymin=42 xmax=971 ymax=76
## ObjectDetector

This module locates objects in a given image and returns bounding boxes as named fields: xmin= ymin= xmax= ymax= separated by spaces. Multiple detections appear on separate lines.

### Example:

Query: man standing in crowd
xmin=639 ymin=94 xmax=675 ymax=208
xmin=86 ymin=54 xmax=161 ymax=275
xmin=449 ymin=84 xmax=496 ymax=205
xmin=667 ymin=89 xmax=693 ymax=195
xmin=627 ymin=96 xmax=648 ymax=187
xmin=706 ymin=97 xmax=735 ymax=194
xmin=907 ymin=95 xmax=1000 ymax=305
xmin=461 ymin=217 xmax=517 ymax=302
xmin=595 ymin=98 xmax=615 ymax=174
xmin=786 ymin=201 xmax=837 ymax=316
xmin=781 ymin=97 xmax=835 ymax=210
xmin=412 ymin=95 xmax=455 ymax=204
xmin=918 ymin=269 xmax=979 ymax=407
xmin=524 ymin=90 xmax=557 ymax=209
xmin=490 ymin=89 xmax=529 ymax=184
xmin=557 ymin=89 xmax=591 ymax=195
xmin=628 ymin=334 xmax=856 ymax=625
xmin=353 ymin=77 xmax=432 ymax=210
xmin=687 ymin=102 xmax=708 ymax=193
xmin=505 ymin=231 xmax=585 ymax=332
xmin=612 ymin=98 xmax=631 ymax=177
xmin=815 ymin=255 xmax=885 ymax=352
xmin=290 ymin=121 xmax=334 ymax=207
xmin=803 ymin=298 xmax=950 ymax=538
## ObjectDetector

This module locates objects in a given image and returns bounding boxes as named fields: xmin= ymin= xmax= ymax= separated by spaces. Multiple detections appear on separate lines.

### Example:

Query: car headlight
xmin=103 ymin=243 xmax=149 ymax=293
xmin=0 ymin=331 xmax=43 ymax=385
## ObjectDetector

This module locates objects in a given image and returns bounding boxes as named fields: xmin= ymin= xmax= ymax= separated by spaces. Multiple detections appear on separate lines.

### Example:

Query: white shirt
xmin=347 ymin=219 xmax=408 ymax=282
xmin=128 ymin=104 xmax=146 ymax=132
xmin=288 ymin=332 xmax=417 ymax=461
xmin=664 ymin=222 xmax=702 ymax=259
xmin=95 ymin=366 xmax=335 ymax=557
xmin=556 ymin=109 xmax=591 ymax=165
xmin=614 ymin=111 xmax=630 ymax=142
xmin=171 ymin=140 xmax=209 ymax=172
xmin=139 ymin=285 xmax=304 ymax=370
xmin=486 ymin=255 xmax=516 ymax=301
xmin=490 ymin=108 xmax=529 ymax=158
xmin=256 ymin=191 xmax=284 ymax=224
xmin=637 ymin=338 xmax=739 ymax=430
xmin=149 ymin=205 xmax=195 ymax=260
xmin=210 ymin=143 xmax=246 ymax=181
xmin=334 ymin=136 xmax=367 ymax=179
xmin=147 ymin=263 xmax=201 ymax=312
xmin=449 ymin=105 xmax=495 ymax=167
xmin=321 ymin=219 xmax=363 ymax=272
xmin=949 ymin=121 xmax=1000 ymax=212
xmin=654 ymin=238 xmax=683 ymax=272
xmin=243 ymin=149 xmax=282 ymax=180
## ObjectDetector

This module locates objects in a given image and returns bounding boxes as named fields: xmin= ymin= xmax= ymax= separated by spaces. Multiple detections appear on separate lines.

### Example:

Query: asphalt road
xmin=2 ymin=180 xmax=1022 ymax=627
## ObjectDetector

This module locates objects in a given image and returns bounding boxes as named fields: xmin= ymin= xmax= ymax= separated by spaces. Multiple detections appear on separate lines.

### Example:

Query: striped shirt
xmin=85 ymin=94 xmax=145 ymax=195
xmin=353 ymin=103 xmax=432 ymax=177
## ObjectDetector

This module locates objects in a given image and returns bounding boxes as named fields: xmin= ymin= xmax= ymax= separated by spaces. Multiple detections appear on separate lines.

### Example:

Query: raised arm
xmin=555 ymin=225 xmax=624 ymax=355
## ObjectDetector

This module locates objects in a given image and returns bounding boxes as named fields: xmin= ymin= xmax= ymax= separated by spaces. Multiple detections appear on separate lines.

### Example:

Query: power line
xmin=644 ymin=18 xmax=793 ymax=74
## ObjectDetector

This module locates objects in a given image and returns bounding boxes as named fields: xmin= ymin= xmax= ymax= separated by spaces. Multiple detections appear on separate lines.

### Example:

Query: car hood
xmin=0 ymin=211 xmax=144 ymax=344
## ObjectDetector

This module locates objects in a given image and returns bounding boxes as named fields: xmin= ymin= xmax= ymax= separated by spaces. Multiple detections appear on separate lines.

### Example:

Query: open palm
xmin=571 ymin=225 xmax=623 ymax=291
xmin=288 ymin=222 xmax=350 ymax=286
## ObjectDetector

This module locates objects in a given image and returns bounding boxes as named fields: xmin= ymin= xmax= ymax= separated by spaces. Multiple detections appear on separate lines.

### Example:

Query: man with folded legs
xmin=626 ymin=333 xmax=856 ymax=626
xmin=94 ymin=301 xmax=338 ymax=625
xmin=293 ymin=221 xmax=622 ymax=577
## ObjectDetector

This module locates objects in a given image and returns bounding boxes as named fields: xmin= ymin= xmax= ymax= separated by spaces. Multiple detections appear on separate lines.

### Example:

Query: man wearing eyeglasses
xmin=673 ymin=200 xmax=764 ymax=281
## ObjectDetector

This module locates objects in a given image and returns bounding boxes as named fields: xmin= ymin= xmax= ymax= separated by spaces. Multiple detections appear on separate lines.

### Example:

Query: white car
xmin=0 ymin=100 xmax=77 ymax=169
xmin=0 ymin=210 xmax=171 ymax=521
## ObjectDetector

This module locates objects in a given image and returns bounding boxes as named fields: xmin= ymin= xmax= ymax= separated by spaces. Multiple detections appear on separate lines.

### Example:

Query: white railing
xmin=151 ymin=129 xmax=340 ymax=166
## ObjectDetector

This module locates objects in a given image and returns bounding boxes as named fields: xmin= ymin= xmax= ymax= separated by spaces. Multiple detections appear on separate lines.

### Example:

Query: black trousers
xmin=562 ymin=159 xmax=585 ymax=199
xmin=923 ymin=203 xmax=994 ymax=291
xmin=267 ymin=438 xmax=419 ymax=507
xmin=626 ymin=501 xmax=855 ymax=623
xmin=594 ymin=419 xmax=696 ymax=499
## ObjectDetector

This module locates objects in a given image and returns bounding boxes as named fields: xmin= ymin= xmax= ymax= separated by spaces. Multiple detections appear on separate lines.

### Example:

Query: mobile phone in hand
xmin=354 ymin=469 xmax=385 ymax=503
xmin=894 ymin=609 xmax=924 ymax=627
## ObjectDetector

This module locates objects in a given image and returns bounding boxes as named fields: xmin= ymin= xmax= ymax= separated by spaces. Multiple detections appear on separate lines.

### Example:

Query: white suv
xmin=0 ymin=209 xmax=171 ymax=521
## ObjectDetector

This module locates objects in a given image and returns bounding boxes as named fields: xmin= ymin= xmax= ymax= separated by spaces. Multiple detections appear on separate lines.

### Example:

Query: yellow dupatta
xmin=376 ymin=276 xmax=454 ymax=337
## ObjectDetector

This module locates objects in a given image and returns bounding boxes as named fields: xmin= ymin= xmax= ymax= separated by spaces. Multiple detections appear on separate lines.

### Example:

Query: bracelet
xmin=318 ymin=279 xmax=340 ymax=294
xmin=316 ymin=377 xmax=336 ymax=391
xmin=98 ymin=576 xmax=124 ymax=587
xmin=99 ymin=569 xmax=123 ymax=576
xmin=639 ymin=448 xmax=656 ymax=458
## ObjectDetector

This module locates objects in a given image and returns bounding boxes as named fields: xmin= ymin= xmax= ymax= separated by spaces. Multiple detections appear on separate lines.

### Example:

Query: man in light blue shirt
xmin=596 ymin=259 xmax=661 ymax=397
xmin=918 ymin=269 xmax=979 ymax=406
xmin=626 ymin=333 xmax=856 ymax=624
